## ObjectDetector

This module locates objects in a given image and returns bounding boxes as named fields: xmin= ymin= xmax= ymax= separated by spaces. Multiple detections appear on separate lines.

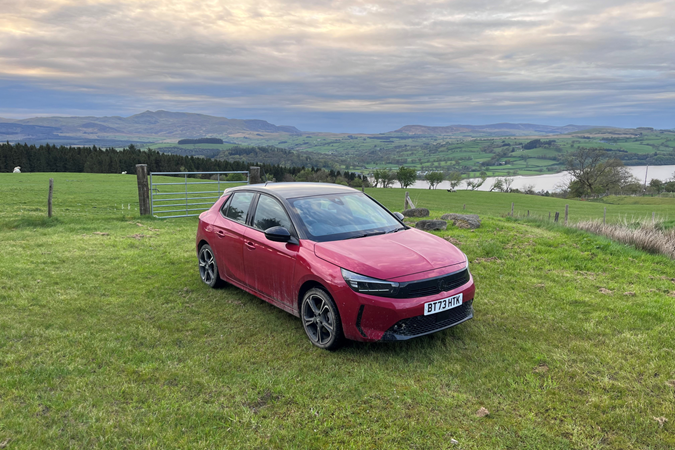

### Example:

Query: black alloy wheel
xmin=301 ymin=288 xmax=344 ymax=350
xmin=198 ymin=244 xmax=222 ymax=288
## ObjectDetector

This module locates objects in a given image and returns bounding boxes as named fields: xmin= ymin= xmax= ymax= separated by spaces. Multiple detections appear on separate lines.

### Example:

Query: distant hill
xmin=0 ymin=110 xmax=302 ymax=145
xmin=391 ymin=123 xmax=599 ymax=136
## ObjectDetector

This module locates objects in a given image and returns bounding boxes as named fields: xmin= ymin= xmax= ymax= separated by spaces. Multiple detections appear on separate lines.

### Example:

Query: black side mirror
xmin=264 ymin=226 xmax=291 ymax=243
xmin=394 ymin=212 xmax=405 ymax=221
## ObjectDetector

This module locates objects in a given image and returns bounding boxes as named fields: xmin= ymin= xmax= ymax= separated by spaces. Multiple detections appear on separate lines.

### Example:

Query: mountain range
xmin=0 ymin=110 xmax=618 ymax=146
xmin=0 ymin=110 xmax=302 ymax=146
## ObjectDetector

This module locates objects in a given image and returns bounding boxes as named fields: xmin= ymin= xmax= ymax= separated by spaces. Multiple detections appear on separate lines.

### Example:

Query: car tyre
xmin=198 ymin=244 xmax=223 ymax=288
xmin=301 ymin=288 xmax=344 ymax=350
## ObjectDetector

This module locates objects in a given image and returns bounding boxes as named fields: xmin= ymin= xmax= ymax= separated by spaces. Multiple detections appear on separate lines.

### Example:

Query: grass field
xmin=1 ymin=174 xmax=675 ymax=449
xmin=147 ymin=130 xmax=675 ymax=178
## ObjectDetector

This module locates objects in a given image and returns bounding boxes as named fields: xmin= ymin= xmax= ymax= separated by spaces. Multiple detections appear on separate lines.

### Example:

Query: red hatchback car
xmin=196 ymin=183 xmax=475 ymax=350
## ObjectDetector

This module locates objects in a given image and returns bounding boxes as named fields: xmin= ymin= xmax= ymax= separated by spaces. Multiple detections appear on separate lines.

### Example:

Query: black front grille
xmin=381 ymin=300 xmax=473 ymax=341
xmin=396 ymin=268 xmax=470 ymax=299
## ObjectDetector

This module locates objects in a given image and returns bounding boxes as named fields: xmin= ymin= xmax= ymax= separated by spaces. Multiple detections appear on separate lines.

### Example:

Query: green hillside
xmin=148 ymin=129 xmax=675 ymax=178
xmin=1 ymin=173 xmax=674 ymax=448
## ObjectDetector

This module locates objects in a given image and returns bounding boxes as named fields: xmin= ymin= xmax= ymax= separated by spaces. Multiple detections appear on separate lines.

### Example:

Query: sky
xmin=0 ymin=0 xmax=673 ymax=133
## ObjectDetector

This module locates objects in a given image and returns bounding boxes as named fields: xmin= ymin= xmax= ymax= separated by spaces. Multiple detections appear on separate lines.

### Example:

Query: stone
xmin=402 ymin=208 xmax=429 ymax=217
xmin=415 ymin=220 xmax=447 ymax=231
xmin=441 ymin=213 xmax=481 ymax=229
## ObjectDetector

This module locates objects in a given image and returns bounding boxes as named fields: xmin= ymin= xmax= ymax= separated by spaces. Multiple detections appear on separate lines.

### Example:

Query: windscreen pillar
xmin=136 ymin=164 xmax=151 ymax=216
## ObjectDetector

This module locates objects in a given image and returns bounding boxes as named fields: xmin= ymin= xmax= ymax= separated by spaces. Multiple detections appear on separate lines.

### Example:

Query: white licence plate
xmin=424 ymin=293 xmax=463 ymax=316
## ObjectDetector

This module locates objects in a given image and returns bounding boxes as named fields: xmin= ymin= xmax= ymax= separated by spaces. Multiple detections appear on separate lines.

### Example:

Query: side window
xmin=224 ymin=192 xmax=255 ymax=223
xmin=253 ymin=195 xmax=294 ymax=232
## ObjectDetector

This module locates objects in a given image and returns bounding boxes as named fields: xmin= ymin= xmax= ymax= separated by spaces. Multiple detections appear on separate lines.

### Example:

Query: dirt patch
xmin=127 ymin=234 xmax=151 ymax=240
xmin=245 ymin=389 xmax=280 ymax=413
xmin=653 ymin=416 xmax=668 ymax=428
xmin=623 ymin=291 xmax=636 ymax=296
xmin=474 ymin=257 xmax=501 ymax=264
xmin=443 ymin=236 xmax=462 ymax=246
xmin=533 ymin=364 xmax=549 ymax=373
xmin=598 ymin=288 xmax=613 ymax=295
xmin=476 ymin=407 xmax=490 ymax=417
xmin=93 ymin=232 xmax=109 ymax=236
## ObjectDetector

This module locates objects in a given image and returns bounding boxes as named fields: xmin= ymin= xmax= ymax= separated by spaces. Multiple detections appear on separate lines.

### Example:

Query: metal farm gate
xmin=150 ymin=171 xmax=249 ymax=218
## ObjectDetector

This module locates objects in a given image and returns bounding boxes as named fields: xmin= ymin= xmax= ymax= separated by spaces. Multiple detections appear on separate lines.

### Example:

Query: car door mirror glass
xmin=265 ymin=226 xmax=291 ymax=242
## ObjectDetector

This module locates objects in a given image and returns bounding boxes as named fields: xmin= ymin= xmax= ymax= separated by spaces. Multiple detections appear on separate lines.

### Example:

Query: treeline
xmin=0 ymin=142 xmax=367 ymax=184
xmin=177 ymin=138 xmax=224 ymax=145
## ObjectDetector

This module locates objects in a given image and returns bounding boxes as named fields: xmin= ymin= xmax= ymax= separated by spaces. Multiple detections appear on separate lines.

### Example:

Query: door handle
xmin=216 ymin=230 xmax=225 ymax=237
xmin=245 ymin=241 xmax=256 ymax=250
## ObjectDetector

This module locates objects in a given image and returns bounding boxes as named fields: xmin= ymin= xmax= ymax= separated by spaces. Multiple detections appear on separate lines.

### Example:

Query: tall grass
xmin=573 ymin=216 xmax=675 ymax=259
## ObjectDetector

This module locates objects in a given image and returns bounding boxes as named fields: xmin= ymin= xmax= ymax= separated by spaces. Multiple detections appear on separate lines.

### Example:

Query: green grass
xmin=366 ymin=187 xmax=675 ymax=224
xmin=1 ymin=174 xmax=675 ymax=448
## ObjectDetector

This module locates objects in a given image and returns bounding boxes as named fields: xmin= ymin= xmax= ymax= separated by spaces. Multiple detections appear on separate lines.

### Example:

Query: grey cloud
xmin=0 ymin=0 xmax=673 ymax=128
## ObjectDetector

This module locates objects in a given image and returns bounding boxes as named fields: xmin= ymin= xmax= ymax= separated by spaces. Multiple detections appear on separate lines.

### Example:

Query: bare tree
xmin=565 ymin=148 xmax=624 ymax=194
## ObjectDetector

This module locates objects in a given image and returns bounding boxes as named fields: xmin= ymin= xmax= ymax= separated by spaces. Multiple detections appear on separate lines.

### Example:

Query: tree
xmin=489 ymin=178 xmax=504 ymax=192
xmin=372 ymin=168 xmax=386 ymax=187
xmin=424 ymin=171 xmax=444 ymax=189
xmin=447 ymin=171 xmax=463 ymax=190
xmin=649 ymin=178 xmax=664 ymax=194
xmin=565 ymin=147 xmax=626 ymax=195
xmin=382 ymin=170 xmax=397 ymax=188
xmin=465 ymin=171 xmax=488 ymax=190
xmin=396 ymin=166 xmax=417 ymax=188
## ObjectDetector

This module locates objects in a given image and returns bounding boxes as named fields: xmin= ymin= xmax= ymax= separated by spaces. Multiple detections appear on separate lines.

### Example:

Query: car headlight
xmin=341 ymin=269 xmax=399 ymax=297
xmin=463 ymin=252 xmax=470 ymax=270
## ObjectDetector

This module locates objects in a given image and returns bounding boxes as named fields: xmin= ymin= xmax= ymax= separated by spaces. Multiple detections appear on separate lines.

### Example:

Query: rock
xmin=402 ymin=208 xmax=429 ymax=218
xmin=441 ymin=213 xmax=481 ymax=229
xmin=415 ymin=220 xmax=447 ymax=231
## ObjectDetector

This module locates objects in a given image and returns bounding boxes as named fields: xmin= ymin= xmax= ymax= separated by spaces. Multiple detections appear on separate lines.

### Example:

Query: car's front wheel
xmin=301 ymin=288 xmax=344 ymax=350
xmin=198 ymin=244 xmax=222 ymax=288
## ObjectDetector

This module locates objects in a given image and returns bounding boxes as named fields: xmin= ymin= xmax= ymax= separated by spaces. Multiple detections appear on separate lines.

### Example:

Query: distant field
xmin=1 ymin=173 xmax=675 ymax=448
xmin=145 ymin=130 xmax=675 ymax=178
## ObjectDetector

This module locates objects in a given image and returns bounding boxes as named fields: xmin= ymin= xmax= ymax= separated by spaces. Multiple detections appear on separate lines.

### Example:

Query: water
xmin=407 ymin=165 xmax=675 ymax=192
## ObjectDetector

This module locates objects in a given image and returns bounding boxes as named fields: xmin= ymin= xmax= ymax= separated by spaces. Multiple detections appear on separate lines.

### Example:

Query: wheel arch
xmin=297 ymin=280 xmax=331 ymax=315
xmin=197 ymin=239 xmax=209 ymax=253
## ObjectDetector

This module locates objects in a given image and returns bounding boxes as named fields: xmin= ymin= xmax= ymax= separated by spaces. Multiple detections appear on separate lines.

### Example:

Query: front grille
xmin=396 ymin=268 xmax=470 ymax=299
xmin=381 ymin=300 xmax=473 ymax=341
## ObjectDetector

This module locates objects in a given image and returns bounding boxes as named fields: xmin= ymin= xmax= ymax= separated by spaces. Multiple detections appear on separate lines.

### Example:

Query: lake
xmin=407 ymin=165 xmax=675 ymax=192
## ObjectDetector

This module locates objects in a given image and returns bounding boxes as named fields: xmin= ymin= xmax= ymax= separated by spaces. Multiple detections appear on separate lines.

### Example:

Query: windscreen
xmin=288 ymin=192 xmax=403 ymax=241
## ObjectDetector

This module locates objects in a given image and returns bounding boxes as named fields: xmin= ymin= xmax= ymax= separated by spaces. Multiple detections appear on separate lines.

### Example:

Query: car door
xmin=212 ymin=191 xmax=256 ymax=286
xmin=243 ymin=194 xmax=299 ymax=306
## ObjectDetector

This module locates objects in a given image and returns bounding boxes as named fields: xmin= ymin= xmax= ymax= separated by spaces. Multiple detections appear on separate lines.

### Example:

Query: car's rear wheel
xmin=301 ymin=288 xmax=344 ymax=350
xmin=198 ymin=244 xmax=222 ymax=288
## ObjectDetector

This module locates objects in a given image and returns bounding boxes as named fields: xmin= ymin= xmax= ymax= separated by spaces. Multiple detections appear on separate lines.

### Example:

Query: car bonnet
xmin=313 ymin=228 xmax=465 ymax=281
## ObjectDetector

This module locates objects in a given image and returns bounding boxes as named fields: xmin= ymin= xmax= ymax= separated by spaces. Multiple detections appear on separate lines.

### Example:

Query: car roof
xmin=226 ymin=182 xmax=359 ymax=200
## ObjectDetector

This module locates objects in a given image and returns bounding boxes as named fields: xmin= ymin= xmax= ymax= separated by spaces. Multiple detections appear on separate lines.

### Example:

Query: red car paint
xmin=196 ymin=183 xmax=475 ymax=343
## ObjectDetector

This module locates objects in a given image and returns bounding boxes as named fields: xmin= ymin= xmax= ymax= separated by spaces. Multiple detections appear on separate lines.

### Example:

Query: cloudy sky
xmin=1 ymin=0 xmax=673 ymax=132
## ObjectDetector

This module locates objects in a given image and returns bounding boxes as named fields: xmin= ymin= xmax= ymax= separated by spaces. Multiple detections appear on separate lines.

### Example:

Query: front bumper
xmin=337 ymin=274 xmax=476 ymax=342
xmin=380 ymin=300 xmax=473 ymax=341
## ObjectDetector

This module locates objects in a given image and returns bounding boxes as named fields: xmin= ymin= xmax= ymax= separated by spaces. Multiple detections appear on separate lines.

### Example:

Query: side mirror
xmin=264 ymin=226 xmax=291 ymax=243
xmin=394 ymin=212 xmax=405 ymax=221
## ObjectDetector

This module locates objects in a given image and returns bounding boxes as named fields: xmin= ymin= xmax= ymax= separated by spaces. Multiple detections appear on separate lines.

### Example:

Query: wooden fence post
xmin=565 ymin=204 xmax=569 ymax=226
xmin=527 ymin=210 xmax=530 ymax=217
xmin=548 ymin=212 xmax=551 ymax=221
xmin=554 ymin=212 xmax=559 ymax=223
xmin=48 ymin=178 xmax=53 ymax=218
xmin=463 ymin=204 xmax=466 ymax=210
xmin=249 ymin=166 xmax=261 ymax=184
xmin=136 ymin=164 xmax=150 ymax=216
xmin=511 ymin=202 xmax=514 ymax=217
xmin=604 ymin=207 xmax=606 ymax=225
xmin=404 ymin=191 xmax=415 ymax=210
